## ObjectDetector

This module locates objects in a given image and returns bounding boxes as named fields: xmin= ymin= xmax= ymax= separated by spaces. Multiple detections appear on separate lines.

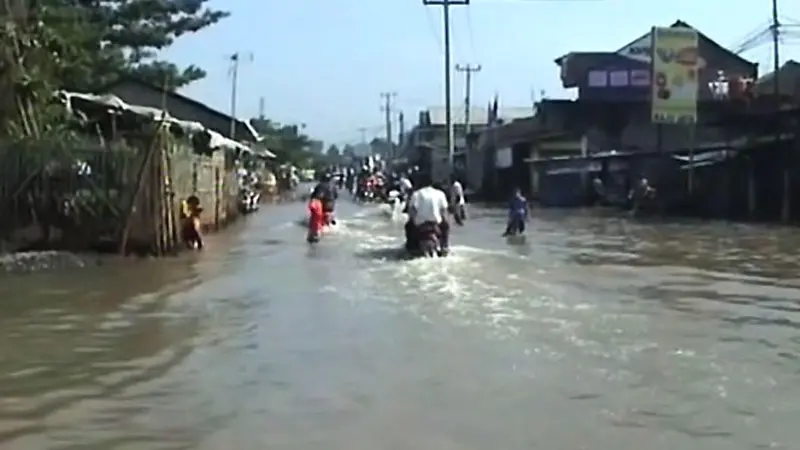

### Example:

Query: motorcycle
xmin=238 ymin=188 xmax=260 ymax=214
xmin=355 ymin=186 xmax=375 ymax=203
xmin=410 ymin=222 xmax=445 ymax=258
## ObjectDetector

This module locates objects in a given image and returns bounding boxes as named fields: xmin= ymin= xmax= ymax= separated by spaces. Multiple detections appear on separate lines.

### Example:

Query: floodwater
xmin=1 ymin=200 xmax=799 ymax=450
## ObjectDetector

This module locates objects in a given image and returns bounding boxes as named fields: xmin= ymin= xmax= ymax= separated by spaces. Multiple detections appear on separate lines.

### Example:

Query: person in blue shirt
xmin=503 ymin=188 xmax=527 ymax=236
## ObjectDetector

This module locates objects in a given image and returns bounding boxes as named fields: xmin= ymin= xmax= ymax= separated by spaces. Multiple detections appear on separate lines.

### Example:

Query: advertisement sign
xmin=618 ymin=30 xmax=706 ymax=68
xmin=650 ymin=26 xmax=699 ymax=124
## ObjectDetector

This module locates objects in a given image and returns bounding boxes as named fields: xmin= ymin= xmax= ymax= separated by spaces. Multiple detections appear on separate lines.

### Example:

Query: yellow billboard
xmin=650 ymin=26 xmax=700 ymax=124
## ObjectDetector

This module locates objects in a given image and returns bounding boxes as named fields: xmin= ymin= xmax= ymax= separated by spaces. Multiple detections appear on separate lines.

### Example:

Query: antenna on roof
xmin=530 ymin=87 xmax=536 ymax=113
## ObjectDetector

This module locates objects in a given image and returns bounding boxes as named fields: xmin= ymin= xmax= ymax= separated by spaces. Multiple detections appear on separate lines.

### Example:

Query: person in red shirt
xmin=307 ymin=197 xmax=325 ymax=243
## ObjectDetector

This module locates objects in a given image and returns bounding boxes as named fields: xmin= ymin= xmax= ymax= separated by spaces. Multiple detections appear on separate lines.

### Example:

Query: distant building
xmin=396 ymin=106 xmax=531 ymax=186
xmin=474 ymin=20 xmax=760 ymax=201
xmin=556 ymin=20 xmax=756 ymax=105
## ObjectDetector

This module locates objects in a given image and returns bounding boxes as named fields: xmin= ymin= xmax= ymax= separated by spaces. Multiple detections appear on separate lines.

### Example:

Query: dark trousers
xmin=504 ymin=216 xmax=525 ymax=235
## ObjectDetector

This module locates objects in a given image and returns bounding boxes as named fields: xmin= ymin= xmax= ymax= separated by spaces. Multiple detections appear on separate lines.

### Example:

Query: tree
xmin=126 ymin=62 xmax=207 ymax=91
xmin=36 ymin=0 xmax=229 ymax=91
xmin=326 ymin=144 xmax=340 ymax=157
xmin=370 ymin=137 xmax=392 ymax=156
xmin=308 ymin=140 xmax=324 ymax=154
xmin=341 ymin=144 xmax=356 ymax=159
xmin=249 ymin=117 xmax=322 ymax=167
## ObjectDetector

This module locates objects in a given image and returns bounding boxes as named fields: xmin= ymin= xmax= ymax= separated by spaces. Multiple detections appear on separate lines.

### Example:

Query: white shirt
xmin=399 ymin=177 xmax=412 ymax=192
xmin=409 ymin=186 xmax=449 ymax=225
xmin=451 ymin=181 xmax=465 ymax=205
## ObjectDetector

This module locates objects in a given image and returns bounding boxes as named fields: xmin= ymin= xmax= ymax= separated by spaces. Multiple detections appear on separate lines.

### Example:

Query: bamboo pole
xmin=118 ymin=73 xmax=172 ymax=255
xmin=117 ymin=123 xmax=165 ymax=255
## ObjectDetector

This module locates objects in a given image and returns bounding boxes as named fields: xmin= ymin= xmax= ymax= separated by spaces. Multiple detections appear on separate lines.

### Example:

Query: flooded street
xmin=1 ymin=200 xmax=799 ymax=449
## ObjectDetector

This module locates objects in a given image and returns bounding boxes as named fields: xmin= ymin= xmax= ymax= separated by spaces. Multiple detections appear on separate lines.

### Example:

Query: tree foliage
xmin=0 ymin=0 xmax=229 ymax=137
xmin=341 ymin=144 xmax=356 ymax=159
xmin=7 ymin=0 xmax=228 ymax=94
xmin=326 ymin=144 xmax=340 ymax=157
xmin=250 ymin=118 xmax=323 ymax=168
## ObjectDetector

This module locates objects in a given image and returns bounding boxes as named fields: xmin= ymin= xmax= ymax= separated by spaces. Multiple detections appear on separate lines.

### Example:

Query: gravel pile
xmin=0 ymin=251 xmax=103 ymax=274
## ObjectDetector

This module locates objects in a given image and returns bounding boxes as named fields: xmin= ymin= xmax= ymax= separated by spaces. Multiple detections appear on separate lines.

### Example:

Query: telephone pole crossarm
xmin=422 ymin=0 xmax=469 ymax=4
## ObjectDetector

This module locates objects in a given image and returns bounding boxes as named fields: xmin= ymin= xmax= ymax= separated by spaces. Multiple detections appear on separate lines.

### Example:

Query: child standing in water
xmin=503 ymin=188 xmax=528 ymax=237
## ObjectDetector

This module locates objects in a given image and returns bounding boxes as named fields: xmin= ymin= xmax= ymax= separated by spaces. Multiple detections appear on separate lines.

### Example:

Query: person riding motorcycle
xmin=312 ymin=173 xmax=338 ymax=225
xmin=404 ymin=173 xmax=450 ymax=254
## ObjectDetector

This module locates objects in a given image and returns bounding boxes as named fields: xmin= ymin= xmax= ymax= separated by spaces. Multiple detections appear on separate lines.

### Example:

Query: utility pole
xmin=398 ymin=111 xmax=405 ymax=147
xmin=258 ymin=96 xmax=265 ymax=120
xmin=228 ymin=52 xmax=253 ymax=140
xmin=770 ymin=0 xmax=780 ymax=96
xmin=423 ymin=0 xmax=469 ymax=176
xmin=229 ymin=53 xmax=239 ymax=139
xmin=358 ymin=127 xmax=368 ymax=143
xmin=380 ymin=92 xmax=396 ymax=143
xmin=380 ymin=92 xmax=397 ymax=152
xmin=455 ymin=63 xmax=481 ymax=135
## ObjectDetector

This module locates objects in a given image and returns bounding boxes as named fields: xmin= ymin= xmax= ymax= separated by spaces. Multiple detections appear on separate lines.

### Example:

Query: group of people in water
xmin=305 ymin=164 xmax=531 ymax=254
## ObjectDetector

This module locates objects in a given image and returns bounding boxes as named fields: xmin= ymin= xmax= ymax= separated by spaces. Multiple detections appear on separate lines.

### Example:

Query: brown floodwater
xmin=0 ymin=202 xmax=798 ymax=449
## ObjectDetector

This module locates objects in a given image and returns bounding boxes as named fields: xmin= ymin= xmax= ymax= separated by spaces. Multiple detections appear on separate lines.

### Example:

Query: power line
xmin=422 ymin=5 xmax=443 ymax=51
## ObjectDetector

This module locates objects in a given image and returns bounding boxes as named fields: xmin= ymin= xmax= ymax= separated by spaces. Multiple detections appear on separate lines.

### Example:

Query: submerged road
xmin=0 ymin=199 xmax=799 ymax=449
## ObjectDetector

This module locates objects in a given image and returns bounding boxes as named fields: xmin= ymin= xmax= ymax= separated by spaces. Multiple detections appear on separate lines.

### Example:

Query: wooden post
xmin=214 ymin=167 xmax=221 ymax=230
xmin=687 ymin=125 xmax=696 ymax=194
xmin=782 ymin=163 xmax=790 ymax=223
xmin=747 ymin=157 xmax=756 ymax=218
xmin=118 ymin=123 xmax=164 ymax=255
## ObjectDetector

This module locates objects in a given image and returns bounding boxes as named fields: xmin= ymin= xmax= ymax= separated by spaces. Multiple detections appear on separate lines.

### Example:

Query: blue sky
xmin=163 ymin=0 xmax=800 ymax=147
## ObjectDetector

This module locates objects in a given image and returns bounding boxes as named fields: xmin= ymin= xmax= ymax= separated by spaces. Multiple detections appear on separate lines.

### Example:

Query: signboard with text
xmin=650 ymin=26 xmax=699 ymax=124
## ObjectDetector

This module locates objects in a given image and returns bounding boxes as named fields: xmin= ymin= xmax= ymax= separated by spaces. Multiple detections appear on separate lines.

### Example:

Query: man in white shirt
xmin=405 ymin=173 xmax=450 ymax=252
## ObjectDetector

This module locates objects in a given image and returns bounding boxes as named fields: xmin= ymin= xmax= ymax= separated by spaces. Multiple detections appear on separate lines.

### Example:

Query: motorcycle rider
xmin=312 ymin=173 xmax=338 ymax=225
xmin=405 ymin=172 xmax=450 ymax=253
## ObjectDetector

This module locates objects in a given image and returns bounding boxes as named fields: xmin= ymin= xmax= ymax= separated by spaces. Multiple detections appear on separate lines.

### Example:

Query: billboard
xmin=651 ymin=26 xmax=700 ymax=124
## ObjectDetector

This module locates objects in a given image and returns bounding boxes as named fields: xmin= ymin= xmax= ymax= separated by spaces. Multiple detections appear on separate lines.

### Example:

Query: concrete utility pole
xmin=228 ymin=52 xmax=253 ymax=140
xmin=423 ymin=0 xmax=470 ymax=174
xmin=771 ymin=0 xmax=780 ymax=96
xmin=398 ymin=111 xmax=405 ymax=147
xmin=455 ymin=63 xmax=481 ymax=135
xmin=380 ymin=91 xmax=397 ymax=149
